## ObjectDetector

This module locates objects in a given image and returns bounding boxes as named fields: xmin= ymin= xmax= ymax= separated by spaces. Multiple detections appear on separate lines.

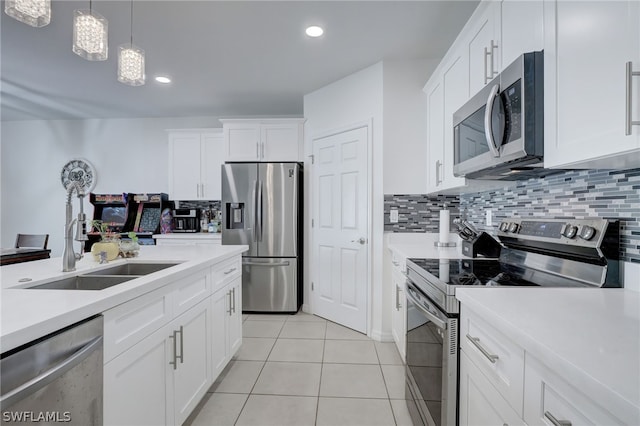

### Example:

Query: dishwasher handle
xmin=0 ymin=335 xmax=103 ymax=411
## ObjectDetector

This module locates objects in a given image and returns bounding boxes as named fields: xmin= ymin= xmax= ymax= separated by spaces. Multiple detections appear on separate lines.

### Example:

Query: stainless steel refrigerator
xmin=221 ymin=162 xmax=302 ymax=313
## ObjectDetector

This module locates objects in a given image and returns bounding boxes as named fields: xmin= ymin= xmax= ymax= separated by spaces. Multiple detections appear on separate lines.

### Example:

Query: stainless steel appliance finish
xmin=404 ymin=218 xmax=620 ymax=426
xmin=453 ymin=51 xmax=551 ymax=180
xmin=222 ymin=162 xmax=302 ymax=313
xmin=405 ymin=281 xmax=458 ymax=426
xmin=1 ymin=315 xmax=103 ymax=425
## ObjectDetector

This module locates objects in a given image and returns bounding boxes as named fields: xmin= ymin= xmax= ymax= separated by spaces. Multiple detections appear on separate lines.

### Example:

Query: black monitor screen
xmin=101 ymin=206 xmax=127 ymax=227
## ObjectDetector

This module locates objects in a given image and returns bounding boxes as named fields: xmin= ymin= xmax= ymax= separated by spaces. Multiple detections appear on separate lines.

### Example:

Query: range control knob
xmin=499 ymin=222 xmax=509 ymax=232
xmin=563 ymin=225 xmax=578 ymax=239
xmin=579 ymin=225 xmax=596 ymax=241
xmin=508 ymin=222 xmax=519 ymax=233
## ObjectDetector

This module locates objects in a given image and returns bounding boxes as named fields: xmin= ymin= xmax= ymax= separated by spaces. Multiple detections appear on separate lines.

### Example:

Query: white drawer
xmin=460 ymin=306 xmax=525 ymax=416
xmin=173 ymin=270 xmax=211 ymax=317
xmin=103 ymin=286 xmax=173 ymax=363
xmin=212 ymin=256 xmax=241 ymax=291
xmin=523 ymin=355 xmax=628 ymax=426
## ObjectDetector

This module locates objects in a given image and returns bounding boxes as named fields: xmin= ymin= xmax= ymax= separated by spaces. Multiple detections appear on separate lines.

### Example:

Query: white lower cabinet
xmin=104 ymin=323 xmax=172 ymax=426
xmin=211 ymin=276 xmax=242 ymax=380
xmin=460 ymin=303 xmax=633 ymax=426
xmin=103 ymin=256 xmax=242 ymax=426
xmin=171 ymin=299 xmax=211 ymax=426
xmin=389 ymin=253 xmax=407 ymax=362
xmin=523 ymin=356 xmax=626 ymax=426
xmin=459 ymin=350 xmax=526 ymax=426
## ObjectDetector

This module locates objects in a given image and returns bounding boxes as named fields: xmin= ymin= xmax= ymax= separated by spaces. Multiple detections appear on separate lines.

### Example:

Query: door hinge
xmin=309 ymin=154 xmax=314 ymax=164
xmin=311 ymin=282 xmax=314 ymax=291
xmin=311 ymin=219 xmax=314 ymax=227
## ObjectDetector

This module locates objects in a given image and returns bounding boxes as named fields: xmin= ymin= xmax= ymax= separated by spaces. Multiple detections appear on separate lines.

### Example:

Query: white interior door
xmin=311 ymin=126 xmax=369 ymax=333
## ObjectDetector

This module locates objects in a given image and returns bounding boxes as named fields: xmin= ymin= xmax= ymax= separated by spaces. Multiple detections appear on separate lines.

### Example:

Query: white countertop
xmin=0 ymin=244 xmax=247 ymax=353
xmin=153 ymin=233 xmax=221 ymax=239
xmin=456 ymin=287 xmax=640 ymax=421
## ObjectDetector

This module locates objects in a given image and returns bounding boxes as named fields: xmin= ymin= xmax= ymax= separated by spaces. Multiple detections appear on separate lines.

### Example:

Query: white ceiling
xmin=1 ymin=0 xmax=479 ymax=121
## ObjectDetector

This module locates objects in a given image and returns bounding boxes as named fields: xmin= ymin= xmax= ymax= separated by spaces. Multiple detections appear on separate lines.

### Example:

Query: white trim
xmin=308 ymin=119 xmax=373 ymax=337
xmin=370 ymin=329 xmax=394 ymax=343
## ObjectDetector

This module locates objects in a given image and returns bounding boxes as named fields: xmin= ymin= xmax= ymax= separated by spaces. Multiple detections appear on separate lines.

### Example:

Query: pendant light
xmin=72 ymin=0 xmax=108 ymax=61
xmin=117 ymin=0 xmax=145 ymax=86
xmin=4 ymin=0 xmax=50 ymax=27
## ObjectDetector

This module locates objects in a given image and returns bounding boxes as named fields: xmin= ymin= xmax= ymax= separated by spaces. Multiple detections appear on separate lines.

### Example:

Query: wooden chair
xmin=15 ymin=234 xmax=49 ymax=249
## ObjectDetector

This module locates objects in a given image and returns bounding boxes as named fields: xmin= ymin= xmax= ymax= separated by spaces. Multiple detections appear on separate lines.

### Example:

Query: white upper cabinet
xmin=221 ymin=118 xmax=304 ymax=162
xmin=168 ymin=129 xmax=224 ymax=200
xmin=500 ymin=0 xmax=544 ymax=68
xmin=544 ymin=0 xmax=640 ymax=169
xmin=467 ymin=2 xmax=501 ymax=96
xmin=425 ymin=80 xmax=444 ymax=192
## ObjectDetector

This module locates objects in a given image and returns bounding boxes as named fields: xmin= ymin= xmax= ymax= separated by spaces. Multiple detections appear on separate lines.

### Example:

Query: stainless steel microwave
xmin=453 ymin=51 xmax=553 ymax=180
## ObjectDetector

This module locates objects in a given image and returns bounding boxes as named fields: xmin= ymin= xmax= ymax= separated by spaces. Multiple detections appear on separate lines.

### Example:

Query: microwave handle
xmin=483 ymin=84 xmax=502 ymax=158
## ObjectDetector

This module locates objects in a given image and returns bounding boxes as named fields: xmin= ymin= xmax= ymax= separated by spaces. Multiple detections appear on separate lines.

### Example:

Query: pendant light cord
xmin=130 ymin=0 xmax=134 ymax=46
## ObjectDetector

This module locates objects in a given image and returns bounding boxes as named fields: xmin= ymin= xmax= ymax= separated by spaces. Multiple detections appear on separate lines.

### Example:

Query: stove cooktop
xmin=407 ymin=258 xmax=588 ymax=288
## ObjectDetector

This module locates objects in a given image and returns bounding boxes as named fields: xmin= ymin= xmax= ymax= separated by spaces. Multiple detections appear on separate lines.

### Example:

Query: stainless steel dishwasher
xmin=1 ymin=315 xmax=103 ymax=425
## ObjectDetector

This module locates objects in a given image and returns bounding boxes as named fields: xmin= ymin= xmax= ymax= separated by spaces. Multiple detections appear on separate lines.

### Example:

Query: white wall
xmin=382 ymin=59 xmax=434 ymax=194
xmin=303 ymin=59 xmax=431 ymax=340
xmin=1 ymin=116 xmax=221 ymax=256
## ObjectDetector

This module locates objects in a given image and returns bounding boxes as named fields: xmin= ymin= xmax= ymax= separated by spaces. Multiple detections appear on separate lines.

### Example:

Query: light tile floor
xmin=185 ymin=312 xmax=413 ymax=426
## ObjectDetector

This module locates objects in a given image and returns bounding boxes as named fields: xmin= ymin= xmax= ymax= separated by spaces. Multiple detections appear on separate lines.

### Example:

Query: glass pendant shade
xmin=72 ymin=9 xmax=108 ymax=61
xmin=118 ymin=44 xmax=145 ymax=86
xmin=4 ymin=0 xmax=51 ymax=27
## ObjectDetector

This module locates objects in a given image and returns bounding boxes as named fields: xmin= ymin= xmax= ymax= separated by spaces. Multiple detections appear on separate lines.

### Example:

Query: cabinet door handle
xmin=224 ymin=267 xmax=237 ymax=275
xmin=227 ymin=291 xmax=232 ymax=315
xmin=435 ymin=160 xmax=442 ymax=185
xmin=544 ymin=411 xmax=572 ymax=426
xmin=626 ymin=61 xmax=640 ymax=135
xmin=169 ymin=330 xmax=178 ymax=370
xmin=484 ymin=46 xmax=490 ymax=84
xmin=395 ymin=284 xmax=402 ymax=310
xmin=231 ymin=287 xmax=236 ymax=313
xmin=466 ymin=334 xmax=499 ymax=363
xmin=261 ymin=142 xmax=265 ymax=159
xmin=484 ymin=40 xmax=498 ymax=84
xmin=177 ymin=325 xmax=184 ymax=364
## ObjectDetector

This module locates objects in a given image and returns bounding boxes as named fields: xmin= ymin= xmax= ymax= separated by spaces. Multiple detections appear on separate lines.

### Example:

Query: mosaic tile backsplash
xmin=384 ymin=168 xmax=640 ymax=263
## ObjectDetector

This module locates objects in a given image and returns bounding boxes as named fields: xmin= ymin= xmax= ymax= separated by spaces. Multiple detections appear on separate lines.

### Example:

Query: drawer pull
xmin=224 ymin=267 xmax=237 ymax=275
xmin=544 ymin=411 xmax=571 ymax=426
xmin=466 ymin=334 xmax=499 ymax=363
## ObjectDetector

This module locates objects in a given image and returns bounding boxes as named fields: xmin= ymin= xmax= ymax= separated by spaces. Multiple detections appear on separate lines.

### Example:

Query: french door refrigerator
xmin=221 ymin=162 xmax=302 ymax=313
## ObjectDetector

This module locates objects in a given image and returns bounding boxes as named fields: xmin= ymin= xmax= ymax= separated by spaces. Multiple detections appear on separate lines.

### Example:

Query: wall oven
xmin=453 ymin=51 xmax=547 ymax=180
xmin=405 ymin=279 xmax=458 ymax=426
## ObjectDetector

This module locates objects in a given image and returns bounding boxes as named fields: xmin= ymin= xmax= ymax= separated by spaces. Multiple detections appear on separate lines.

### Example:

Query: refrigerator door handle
xmin=252 ymin=179 xmax=258 ymax=242
xmin=242 ymin=260 xmax=291 ymax=267
xmin=257 ymin=180 xmax=263 ymax=242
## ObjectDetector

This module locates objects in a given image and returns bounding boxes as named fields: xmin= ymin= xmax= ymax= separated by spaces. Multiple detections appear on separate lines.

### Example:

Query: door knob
xmin=351 ymin=237 xmax=366 ymax=245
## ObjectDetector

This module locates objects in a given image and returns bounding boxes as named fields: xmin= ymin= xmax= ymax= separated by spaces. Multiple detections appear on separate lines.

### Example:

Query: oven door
xmin=405 ymin=280 xmax=458 ymax=426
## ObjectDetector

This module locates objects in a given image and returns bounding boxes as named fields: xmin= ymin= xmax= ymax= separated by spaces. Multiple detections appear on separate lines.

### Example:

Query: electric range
xmin=404 ymin=217 xmax=621 ymax=426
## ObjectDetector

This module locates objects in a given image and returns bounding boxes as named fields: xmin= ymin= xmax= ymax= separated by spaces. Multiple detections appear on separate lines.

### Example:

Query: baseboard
xmin=301 ymin=303 xmax=311 ymax=314
xmin=370 ymin=328 xmax=394 ymax=342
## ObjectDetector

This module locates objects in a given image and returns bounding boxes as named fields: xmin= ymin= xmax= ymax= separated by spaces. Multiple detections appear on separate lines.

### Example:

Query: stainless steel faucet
xmin=62 ymin=181 xmax=88 ymax=272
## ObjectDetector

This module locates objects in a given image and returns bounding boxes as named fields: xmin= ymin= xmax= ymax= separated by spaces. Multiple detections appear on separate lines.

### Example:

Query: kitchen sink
xmin=25 ymin=263 xmax=181 ymax=290
xmin=27 ymin=275 xmax=136 ymax=290
xmin=83 ymin=262 xmax=180 ymax=276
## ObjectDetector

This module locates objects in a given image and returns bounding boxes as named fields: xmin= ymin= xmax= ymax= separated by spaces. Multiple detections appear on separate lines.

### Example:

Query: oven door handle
xmin=406 ymin=286 xmax=447 ymax=330
xmin=483 ymin=83 xmax=502 ymax=158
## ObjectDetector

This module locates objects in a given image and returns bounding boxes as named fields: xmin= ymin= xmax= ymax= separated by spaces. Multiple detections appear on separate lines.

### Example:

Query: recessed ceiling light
xmin=155 ymin=76 xmax=171 ymax=84
xmin=305 ymin=26 xmax=323 ymax=38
